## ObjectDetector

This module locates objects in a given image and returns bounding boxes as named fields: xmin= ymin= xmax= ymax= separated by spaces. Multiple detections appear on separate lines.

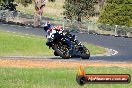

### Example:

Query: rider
xmin=44 ymin=22 xmax=73 ymax=50
xmin=44 ymin=22 xmax=84 ymax=56
xmin=44 ymin=21 xmax=63 ymax=34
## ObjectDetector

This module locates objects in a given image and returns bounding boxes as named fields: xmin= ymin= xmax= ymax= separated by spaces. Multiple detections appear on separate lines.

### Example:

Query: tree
xmin=0 ymin=0 xmax=32 ymax=10
xmin=0 ymin=0 xmax=17 ymax=11
xmin=98 ymin=0 xmax=132 ymax=26
xmin=63 ymin=0 xmax=95 ymax=22
xmin=48 ymin=0 xmax=55 ymax=2
xmin=34 ymin=0 xmax=46 ymax=27
xmin=15 ymin=0 xmax=32 ymax=7
xmin=0 ymin=0 xmax=45 ymax=27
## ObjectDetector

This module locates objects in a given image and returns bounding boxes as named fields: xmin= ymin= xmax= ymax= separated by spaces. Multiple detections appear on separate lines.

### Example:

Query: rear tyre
xmin=54 ymin=43 xmax=70 ymax=59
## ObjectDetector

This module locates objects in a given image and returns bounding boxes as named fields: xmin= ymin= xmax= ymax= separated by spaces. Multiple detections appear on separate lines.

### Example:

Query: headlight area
xmin=51 ymin=34 xmax=54 ymax=38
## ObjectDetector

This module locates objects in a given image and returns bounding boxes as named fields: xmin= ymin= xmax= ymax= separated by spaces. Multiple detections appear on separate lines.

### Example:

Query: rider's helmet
xmin=44 ymin=21 xmax=51 ymax=32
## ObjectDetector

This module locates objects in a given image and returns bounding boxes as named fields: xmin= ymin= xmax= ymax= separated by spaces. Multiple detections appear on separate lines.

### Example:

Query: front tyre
xmin=81 ymin=49 xmax=90 ymax=59
xmin=54 ymin=43 xmax=70 ymax=59
xmin=54 ymin=51 xmax=59 ymax=56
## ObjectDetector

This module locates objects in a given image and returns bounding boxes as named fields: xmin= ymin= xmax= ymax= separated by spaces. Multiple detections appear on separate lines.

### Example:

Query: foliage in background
xmin=48 ymin=0 xmax=55 ymax=2
xmin=63 ymin=0 xmax=95 ymax=22
xmin=16 ymin=1 xmax=64 ymax=19
xmin=98 ymin=0 xmax=132 ymax=27
xmin=0 ymin=0 xmax=32 ymax=11
xmin=14 ymin=0 xmax=32 ymax=7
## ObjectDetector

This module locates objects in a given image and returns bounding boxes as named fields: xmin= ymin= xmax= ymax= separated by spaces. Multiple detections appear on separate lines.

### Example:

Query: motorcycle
xmin=46 ymin=30 xmax=90 ymax=59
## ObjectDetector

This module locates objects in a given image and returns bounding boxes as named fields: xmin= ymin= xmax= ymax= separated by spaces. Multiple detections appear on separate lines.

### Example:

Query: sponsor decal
xmin=76 ymin=66 xmax=131 ymax=85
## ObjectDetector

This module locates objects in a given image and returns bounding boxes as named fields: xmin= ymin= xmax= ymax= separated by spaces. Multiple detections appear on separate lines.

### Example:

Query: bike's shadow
xmin=48 ymin=56 xmax=83 ymax=60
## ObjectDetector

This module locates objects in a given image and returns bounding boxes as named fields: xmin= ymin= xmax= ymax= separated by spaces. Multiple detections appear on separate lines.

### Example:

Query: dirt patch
xmin=0 ymin=59 xmax=132 ymax=68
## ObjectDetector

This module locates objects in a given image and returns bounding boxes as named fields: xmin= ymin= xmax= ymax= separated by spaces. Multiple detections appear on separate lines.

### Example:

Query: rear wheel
xmin=54 ymin=42 xmax=70 ymax=59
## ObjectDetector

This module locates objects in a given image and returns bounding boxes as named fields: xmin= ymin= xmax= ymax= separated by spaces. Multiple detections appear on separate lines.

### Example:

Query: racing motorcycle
xmin=46 ymin=30 xmax=90 ymax=59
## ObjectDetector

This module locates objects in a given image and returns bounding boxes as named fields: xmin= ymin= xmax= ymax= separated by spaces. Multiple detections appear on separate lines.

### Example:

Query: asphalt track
xmin=0 ymin=23 xmax=132 ymax=62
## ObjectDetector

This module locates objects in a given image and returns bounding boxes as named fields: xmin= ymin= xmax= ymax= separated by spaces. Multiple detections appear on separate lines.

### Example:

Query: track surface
xmin=0 ymin=23 xmax=132 ymax=62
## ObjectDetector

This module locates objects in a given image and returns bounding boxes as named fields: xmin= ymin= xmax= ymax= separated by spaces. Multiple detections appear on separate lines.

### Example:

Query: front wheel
xmin=54 ymin=43 xmax=70 ymax=59
xmin=80 ymin=49 xmax=90 ymax=59
xmin=54 ymin=51 xmax=59 ymax=56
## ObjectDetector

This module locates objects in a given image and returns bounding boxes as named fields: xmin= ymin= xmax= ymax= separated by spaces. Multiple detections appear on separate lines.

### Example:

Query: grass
xmin=0 ymin=67 xmax=131 ymax=88
xmin=0 ymin=30 xmax=53 ymax=56
xmin=0 ymin=30 xmax=106 ymax=56
xmin=83 ymin=42 xmax=106 ymax=55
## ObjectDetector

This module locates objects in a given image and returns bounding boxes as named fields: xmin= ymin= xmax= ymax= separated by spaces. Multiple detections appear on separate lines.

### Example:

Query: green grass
xmin=83 ymin=42 xmax=106 ymax=55
xmin=0 ymin=67 xmax=131 ymax=88
xmin=0 ymin=30 xmax=106 ymax=56
xmin=0 ymin=30 xmax=53 ymax=56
